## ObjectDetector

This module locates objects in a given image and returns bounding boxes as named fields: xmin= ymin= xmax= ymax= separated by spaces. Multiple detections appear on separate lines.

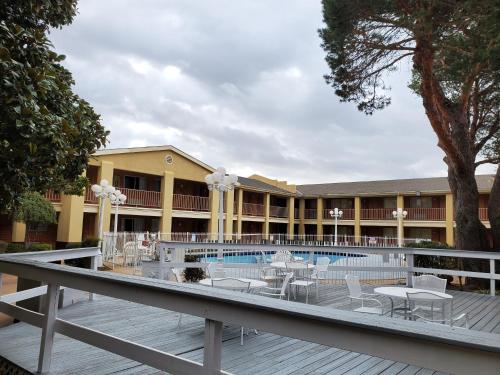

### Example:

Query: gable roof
xmin=296 ymin=175 xmax=495 ymax=197
xmin=238 ymin=176 xmax=293 ymax=196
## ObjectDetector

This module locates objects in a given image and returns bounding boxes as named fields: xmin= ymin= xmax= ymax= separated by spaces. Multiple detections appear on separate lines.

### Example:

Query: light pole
xmin=329 ymin=208 xmax=343 ymax=246
xmin=392 ymin=208 xmax=408 ymax=247
xmin=110 ymin=189 xmax=127 ymax=268
xmin=91 ymin=179 xmax=118 ymax=264
xmin=205 ymin=167 xmax=239 ymax=262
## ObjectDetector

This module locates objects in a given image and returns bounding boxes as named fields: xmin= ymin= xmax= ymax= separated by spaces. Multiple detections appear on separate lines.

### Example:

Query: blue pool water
xmin=201 ymin=252 xmax=345 ymax=264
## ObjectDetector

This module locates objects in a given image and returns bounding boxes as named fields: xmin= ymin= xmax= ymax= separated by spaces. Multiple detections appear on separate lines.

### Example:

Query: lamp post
xmin=392 ymin=208 xmax=408 ymax=247
xmin=329 ymin=208 xmax=343 ymax=246
xmin=205 ymin=167 xmax=239 ymax=262
xmin=110 ymin=189 xmax=127 ymax=268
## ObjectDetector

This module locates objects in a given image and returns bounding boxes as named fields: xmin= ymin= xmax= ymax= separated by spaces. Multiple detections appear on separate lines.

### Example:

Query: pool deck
xmin=0 ymin=282 xmax=499 ymax=374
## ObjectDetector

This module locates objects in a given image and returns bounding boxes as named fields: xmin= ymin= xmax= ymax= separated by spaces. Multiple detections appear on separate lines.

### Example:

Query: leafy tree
xmin=12 ymin=192 xmax=56 ymax=243
xmin=0 ymin=1 xmax=108 ymax=210
xmin=319 ymin=0 xmax=499 ymax=250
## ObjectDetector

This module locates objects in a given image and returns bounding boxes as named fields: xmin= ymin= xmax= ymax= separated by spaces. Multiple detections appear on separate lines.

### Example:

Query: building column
xmin=208 ymin=189 xmax=220 ymax=241
xmin=224 ymin=190 xmax=234 ymax=240
xmin=299 ymin=198 xmax=305 ymax=236
xmin=354 ymin=196 xmax=361 ymax=243
xmin=56 ymin=194 xmax=84 ymax=244
xmin=316 ymin=197 xmax=323 ymax=241
xmin=445 ymin=193 xmax=454 ymax=247
xmin=11 ymin=221 xmax=26 ymax=242
xmin=396 ymin=195 xmax=405 ymax=246
xmin=236 ymin=189 xmax=243 ymax=239
xmin=160 ymin=171 xmax=174 ymax=239
xmin=94 ymin=161 xmax=114 ymax=238
xmin=287 ymin=196 xmax=295 ymax=239
xmin=263 ymin=193 xmax=270 ymax=240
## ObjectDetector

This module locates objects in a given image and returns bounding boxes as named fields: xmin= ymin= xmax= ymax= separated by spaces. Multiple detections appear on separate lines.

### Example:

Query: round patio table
xmin=374 ymin=286 xmax=453 ymax=318
xmin=199 ymin=277 xmax=267 ymax=289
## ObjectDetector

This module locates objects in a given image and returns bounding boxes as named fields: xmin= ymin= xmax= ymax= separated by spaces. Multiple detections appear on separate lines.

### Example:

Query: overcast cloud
xmin=50 ymin=0 xmax=495 ymax=184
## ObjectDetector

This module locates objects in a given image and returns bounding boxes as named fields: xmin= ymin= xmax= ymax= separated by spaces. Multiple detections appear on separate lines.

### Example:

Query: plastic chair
xmin=345 ymin=275 xmax=383 ymax=315
xmin=260 ymin=272 xmax=294 ymax=300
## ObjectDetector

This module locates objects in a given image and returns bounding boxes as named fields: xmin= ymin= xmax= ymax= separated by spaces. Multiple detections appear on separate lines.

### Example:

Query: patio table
xmin=199 ymin=277 xmax=268 ymax=289
xmin=374 ymin=286 xmax=453 ymax=318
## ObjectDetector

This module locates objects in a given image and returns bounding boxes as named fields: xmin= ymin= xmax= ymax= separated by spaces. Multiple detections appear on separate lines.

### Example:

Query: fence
xmin=0 ymin=248 xmax=499 ymax=375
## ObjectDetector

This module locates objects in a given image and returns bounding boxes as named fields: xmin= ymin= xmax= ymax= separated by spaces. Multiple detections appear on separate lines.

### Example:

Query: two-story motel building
xmin=0 ymin=145 xmax=494 ymax=247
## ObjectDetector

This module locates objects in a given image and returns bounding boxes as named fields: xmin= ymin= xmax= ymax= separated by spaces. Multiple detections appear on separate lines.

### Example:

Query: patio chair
xmin=413 ymin=274 xmax=447 ymax=292
xmin=310 ymin=257 xmax=331 ymax=297
xmin=260 ymin=272 xmax=294 ymax=300
xmin=406 ymin=291 xmax=466 ymax=328
xmin=345 ymin=275 xmax=383 ymax=315
xmin=290 ymin=272 xmax=315 ymax=304
xmin=272 ymin=250 xmax=293 ymax=262
xmin=206 ymin=262 xmax=225 ymax=278
xmin=211 ymin=278 xmax=250 ymax=345
xmin=260 ymin=266 xmax=281 ymax=287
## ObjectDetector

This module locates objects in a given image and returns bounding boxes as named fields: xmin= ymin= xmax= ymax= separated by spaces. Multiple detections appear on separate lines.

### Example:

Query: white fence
xmin=0 ymin=248 xmax=499 ymax=375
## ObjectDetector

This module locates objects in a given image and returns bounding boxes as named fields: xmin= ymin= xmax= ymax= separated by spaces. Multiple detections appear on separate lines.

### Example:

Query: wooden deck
xmin=0 ymin=283 xmax=499 ymax=374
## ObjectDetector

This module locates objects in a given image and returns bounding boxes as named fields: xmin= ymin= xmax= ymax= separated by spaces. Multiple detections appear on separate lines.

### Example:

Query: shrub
xmin=82 ymin=237 xmax=99 ymax=247
xmin=0 ymin=241 xmax=7 ymax=253
xmin=183 ymin=254 xmax=205 ymax=282
xmin=406 ymin=241 xmax=455 ymax=283
xmin=29 ymin=243 xmax=52 ymax=251
xmin=5 ymin=243 xmax=26 ymax=253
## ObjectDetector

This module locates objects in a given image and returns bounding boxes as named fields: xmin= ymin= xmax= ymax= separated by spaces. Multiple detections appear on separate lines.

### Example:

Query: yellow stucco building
xmin=0 ymin=145 xmax=494 ymax=247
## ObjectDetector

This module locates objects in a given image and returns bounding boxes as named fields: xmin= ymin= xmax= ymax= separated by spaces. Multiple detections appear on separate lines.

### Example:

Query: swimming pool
xmin=200 ymin=252 xmax=346 ymax=264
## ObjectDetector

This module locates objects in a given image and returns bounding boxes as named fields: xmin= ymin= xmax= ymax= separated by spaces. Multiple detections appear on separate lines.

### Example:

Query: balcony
xmin=479 ymin=208 xmax=489 ymax=221
xmin=304 ymin=208 xmax=317 ymax=219
xmin=405 ymin=208 xmax=446 ymax=221
xmin=360 ymin=208 xmax=394 ymax=220
xmin=172 ymin=194 xmax=209 ymax=211
xmin=269 ymin=205 xmax=288 ymax=218
xmin=323 ymin=208 xmax=355 ymax=220
xmin=294 ymin=208 xmax=299 ymax=218
xmin=242 ymin=202 xmax=264 ymax=216
xmin=44 ymin=190 xmax=61 ymax=202
xmin=119 ymin=187 xmax=161 ymax=208
xmin=84 ymin=188 xmax=98 ymax=204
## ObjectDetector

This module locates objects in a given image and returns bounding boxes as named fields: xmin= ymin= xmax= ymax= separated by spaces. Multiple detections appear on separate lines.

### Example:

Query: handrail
xmin=0 ymin=255 xmax=499 ymax=375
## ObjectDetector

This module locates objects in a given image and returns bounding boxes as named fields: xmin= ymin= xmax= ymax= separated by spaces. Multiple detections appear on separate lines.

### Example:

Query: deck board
xmin=0 ymin=283 xmax=498 ymax=374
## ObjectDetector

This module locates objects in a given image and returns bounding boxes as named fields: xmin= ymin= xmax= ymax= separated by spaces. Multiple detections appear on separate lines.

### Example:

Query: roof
xmin=296 ymin=175 xmax=495 ymax=197
xmin=93 ymin=145 xmax=215 ymax=173
xmin=238 ymin=176 xmax=293 ymax=196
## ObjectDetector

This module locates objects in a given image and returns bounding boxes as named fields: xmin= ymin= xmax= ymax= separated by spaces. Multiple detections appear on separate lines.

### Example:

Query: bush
xmin=5 ymin=243 xmax=26 ymax=253
xmin=0 ymin=241 xmax=7 ymax=253
xmin=183 ymin=254 xmax=205 ymax=282
xmin=29 ymin=243 xmax=52 ymax=251
xmin=406 ymin=241 xmax=455 ymax=283
xmin=82 ymin=237 xmax=99 ymax=247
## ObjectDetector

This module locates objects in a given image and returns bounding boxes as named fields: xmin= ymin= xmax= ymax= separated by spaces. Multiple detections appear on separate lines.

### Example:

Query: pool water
xmin=201 ymin=252 xmax=345 ymax=264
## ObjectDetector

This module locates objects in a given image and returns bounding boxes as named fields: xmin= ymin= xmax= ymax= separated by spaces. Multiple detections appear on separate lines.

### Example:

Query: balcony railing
xmin=242 ymin=202 xmax=264 ymax=216
xmin=44 ymin=190 xmax=61 ymax=202
xmin=405 ymin=208 xmax=446 ymax=221
xmin=172 ymin=194 xmax=209 ymax=211
xmin=84 ymin=188 xmax=98 ymax=204
xmin=323 ymin=208 xmax=355 ymax=220
xmin=294 ymin=208 xmax=299 ymax=218
xmin=119 ymin=187 xmax=161 ymax=208
xmin=479 ymin=208 xmax=489 ymax=221
xmin=304 ymin=208 xmax=317 ymax=219
xmin=269 ymin=205 xmax=288 ymax=218
xmin=360 ymin=208 xmax=394 ymax=220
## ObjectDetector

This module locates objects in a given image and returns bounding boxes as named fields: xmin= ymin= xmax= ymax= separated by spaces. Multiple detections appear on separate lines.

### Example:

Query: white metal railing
xmin=0 ymin=249 xmax=499 ymax=375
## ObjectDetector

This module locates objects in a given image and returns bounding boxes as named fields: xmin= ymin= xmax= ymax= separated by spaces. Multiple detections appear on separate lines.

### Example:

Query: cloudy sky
xmin=50 ymin=0 xmax=494 ymax=184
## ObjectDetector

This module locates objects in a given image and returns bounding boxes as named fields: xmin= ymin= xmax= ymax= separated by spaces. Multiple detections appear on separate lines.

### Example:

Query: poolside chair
xmin=260 ymin=266 xmax=281 ymax=287
xmin=413 ymin=274 xmax=447 ymax=292
xmin=260 ymin=272 xmax=294 ymax=300
xmin=206 ymin=262 xmax=225 ymax=278
xmin=345 ymin=275 xmax=383 ymax=315
xmin=310 ymin=257 xmax=331 ymax=297
xmin=211 ymin=278 xmax=250 ymax=345
xmin=272 ymin=250 xmax=293 ymax=262
xmin=290 ymin=272 xmax=315 ymax=304
xmin=406 ymin=291 xmax=467 ymax=328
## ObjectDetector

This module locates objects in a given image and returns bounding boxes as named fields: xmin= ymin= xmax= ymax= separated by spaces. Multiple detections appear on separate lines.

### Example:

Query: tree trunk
xmin=488 ymin=167 xmax=500 ymax=250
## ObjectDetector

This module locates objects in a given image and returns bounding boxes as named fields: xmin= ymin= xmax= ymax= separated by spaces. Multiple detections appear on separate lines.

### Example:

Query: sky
xmin=49 ymin=0 xmax=495 ymax=184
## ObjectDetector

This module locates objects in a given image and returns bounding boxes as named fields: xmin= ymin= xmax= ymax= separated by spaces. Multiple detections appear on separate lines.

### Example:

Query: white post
xmin=38 ymin=283 xmax=60 ymax=374
xmin=89 ymin=255 xmax=97 ymax=301
xmin=217 ymin=190 xmax=224 ymax=263
xmin=406 ymin=253 xmax=414 ymax=287
xmin=490 ymin=258 xmax=496 ymax=297
xmin=97 ymin=197 xmax=105 ymax=249
xmin=112 ymin=203 xmax=119 ymax=269
xmin=397 ymin=216 xmax=404 ymax=247
xmin=334 ymin=214 xmax=338 ymax=246
xmin=203 ymin=319 xmax=223 ymax=374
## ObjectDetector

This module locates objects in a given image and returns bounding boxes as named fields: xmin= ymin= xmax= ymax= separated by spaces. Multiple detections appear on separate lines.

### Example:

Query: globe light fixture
xmin=110 ymin=190 xmax=127 ymax=268
xmin=329 ymin=208 xmax=343 ymax=246
xmin=392 ymin=208 xmax=408 ymax=247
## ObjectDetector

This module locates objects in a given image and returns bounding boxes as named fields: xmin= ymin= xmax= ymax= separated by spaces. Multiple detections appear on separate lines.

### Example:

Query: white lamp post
xmin=205 ymin=167 xmax=239 ymax=262
xmin=392 ymin=208 xmax=408 ymax=247
xmin=109 ymin=189 xmax=127 ymax=268
xmin=329 ymin=208 xmax=343 ymax=246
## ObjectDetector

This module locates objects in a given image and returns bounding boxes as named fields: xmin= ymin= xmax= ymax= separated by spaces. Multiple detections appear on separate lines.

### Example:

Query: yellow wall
xmin=236 ymin=189 xmax=243 ymax=239
xmin=96 ymin=161 xmax=114 ymax=236
xmin=354 ymin=196 xmax=361 ymax=241
xmin=11 ymin=221 xmax=26 ymax=242
xmin=445 ymin=193 xmax=454 ymax=246
xmin=160 ymin=171 xmax=174 ymax=238
xmin=56 ymin=194 xmax=84 ymax=243
xmin=316 ymin=197 xmax=323 ymax=238
xmin=287 ymin=196 xmax=295 ymax=237
xmin=225 ymin=190 xmax=234 ymax=240
xmin=208 ymin=189 xmax=220 ymax=240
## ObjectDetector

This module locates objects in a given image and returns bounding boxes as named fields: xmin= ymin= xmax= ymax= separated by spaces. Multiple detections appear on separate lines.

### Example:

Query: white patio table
xmin=374 ymin=286 xmax=453 ymax=318
xmin=199 ymin=277 xmax=268 ymax=289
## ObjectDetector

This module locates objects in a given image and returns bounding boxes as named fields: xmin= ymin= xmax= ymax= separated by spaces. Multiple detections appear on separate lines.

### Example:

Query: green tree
xmin=12 ymin=192 xmax=56 ymax=244
xmin=0 ymin=1 xmax=108 ymax=210
xmin=319 ymin=0 xmax=499 ymax=250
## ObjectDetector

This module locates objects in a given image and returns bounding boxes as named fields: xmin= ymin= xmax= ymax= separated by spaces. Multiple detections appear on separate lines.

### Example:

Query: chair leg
xmin=240 ymin=326 xmax=244 ymax=346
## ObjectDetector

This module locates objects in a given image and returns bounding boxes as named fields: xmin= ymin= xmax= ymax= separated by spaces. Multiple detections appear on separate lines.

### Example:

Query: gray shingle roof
xmin=296 ymin=175 xmax=495 ymax=197
xmin=238 ymin=177 xmax=292 ymax=195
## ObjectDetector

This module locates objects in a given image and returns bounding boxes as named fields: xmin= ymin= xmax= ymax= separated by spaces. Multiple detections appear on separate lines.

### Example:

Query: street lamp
xmin=392 ymin=208 xmax=408 ymax=247
xmin=205 ymin=167 xmax=239 ymax=262
xmin=109 ymin=189 xmax=127 ymax=268
xmin=329 ymin=208 xmax=343 ymax=246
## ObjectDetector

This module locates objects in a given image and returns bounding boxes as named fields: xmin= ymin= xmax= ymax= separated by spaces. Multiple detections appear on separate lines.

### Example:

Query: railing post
xmin=203 ymin=318 xmax=223 ymax=375
xmin=406 ymin=253 xmax=414 ymax=287
xmin=89 ymin=253 xmax=98 ymax=301
xmin=159 ymin=247 xmax=165 ymax=280
xmin=38 ymin=283 xmax=60 ymax=374
xmin=490 ymin=258 xmax=496 ymax=297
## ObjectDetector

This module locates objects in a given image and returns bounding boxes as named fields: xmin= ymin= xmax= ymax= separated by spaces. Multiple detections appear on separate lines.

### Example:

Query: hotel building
xmin=0 ymin=145 xmax=493 ymax=247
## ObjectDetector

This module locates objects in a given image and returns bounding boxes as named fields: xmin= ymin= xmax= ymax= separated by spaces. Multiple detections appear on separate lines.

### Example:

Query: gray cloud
xmin=50 ymin=0 xmax=495 ymax=184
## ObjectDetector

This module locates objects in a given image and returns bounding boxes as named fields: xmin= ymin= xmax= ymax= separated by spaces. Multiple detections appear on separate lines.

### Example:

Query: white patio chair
xmin=172 ymin=268 xmax=185 ymax=328
xmin=211 ymin=278 xmax=250 ymax=345
xmin=206 ymin=262 xmax=225 ymax=278
xmin=123 ymin=241 xmax=138 ymax=266
xmin=310 ymin=257 xmax=331 ymax=297
xmin=345 ymin=275 xmax=383 ymax=315
xmin=260 ymin=272 xmax=294 ymax=300
xmin=413 ymin=274 xmax=447 ymax=292
xmin=272 ymin=250 xmax=293 ymax=262
xmin=260 ymin=267 xmax=281 ymax=287
xmin=406 ymin=291 xmax=465 ymax=328
xmin=290 ymin=272 xmax=315 ymax=304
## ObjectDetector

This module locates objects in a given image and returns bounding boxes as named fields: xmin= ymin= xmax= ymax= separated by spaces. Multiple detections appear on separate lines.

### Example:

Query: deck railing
xmin=172 ymin=194 xmax=209 ymax=211
xmin=242 ymin=202 xmax=264 ymax=216
xmin=269 ymin=205 xmax=288 ymax=218
xmin=304 ymin=208 xmax=317 ymax=219
xmin=405 ymin=207 xmax=446 ymax=221
xmin=360 ymin=208 xmax=394 ymax=220
xmin=118 ymin=187 xmax=161 ymax=208
xmin=44 ymin=190 xmax=61 ymax=202
xmin=322 ymin=208 xmax=355 ymax=220
xmin=1 ymin=247 xmax=499 ymax=375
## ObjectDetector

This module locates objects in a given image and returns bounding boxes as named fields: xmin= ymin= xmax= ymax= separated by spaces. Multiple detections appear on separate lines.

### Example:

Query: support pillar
xmin=316 ymin=197 xmax=323 ymax=241
xmin=287 ymin=196 xmax=295 ymax=239
xmin=354 ymin=196 xmax=361 ymax=244
xmin=11 ymin=221 xmax=26 ymax=242
xmin=208 ymin=189 xmax=220 ymax=241
xmin=224 ymin=189 xmax=234 ymax=240
xmin=263 ymin=193 xmax=270 ymax=240
xmin=236 ymin=189 xmax=243 ymax=239
xmin=95 ymin=161 xmax=114 ymax=238
xmin=396 ymin=195 xmax=405 ymax=246
xmin=56 ymin=194 xmax=84 ymax=244
xmin=299 ymin=198 xmax=305 ymax=237
xmin=445 ymin=193 xmax=454 ymax=247
xmin=160 ymin=171 xmax=174 ymax=240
